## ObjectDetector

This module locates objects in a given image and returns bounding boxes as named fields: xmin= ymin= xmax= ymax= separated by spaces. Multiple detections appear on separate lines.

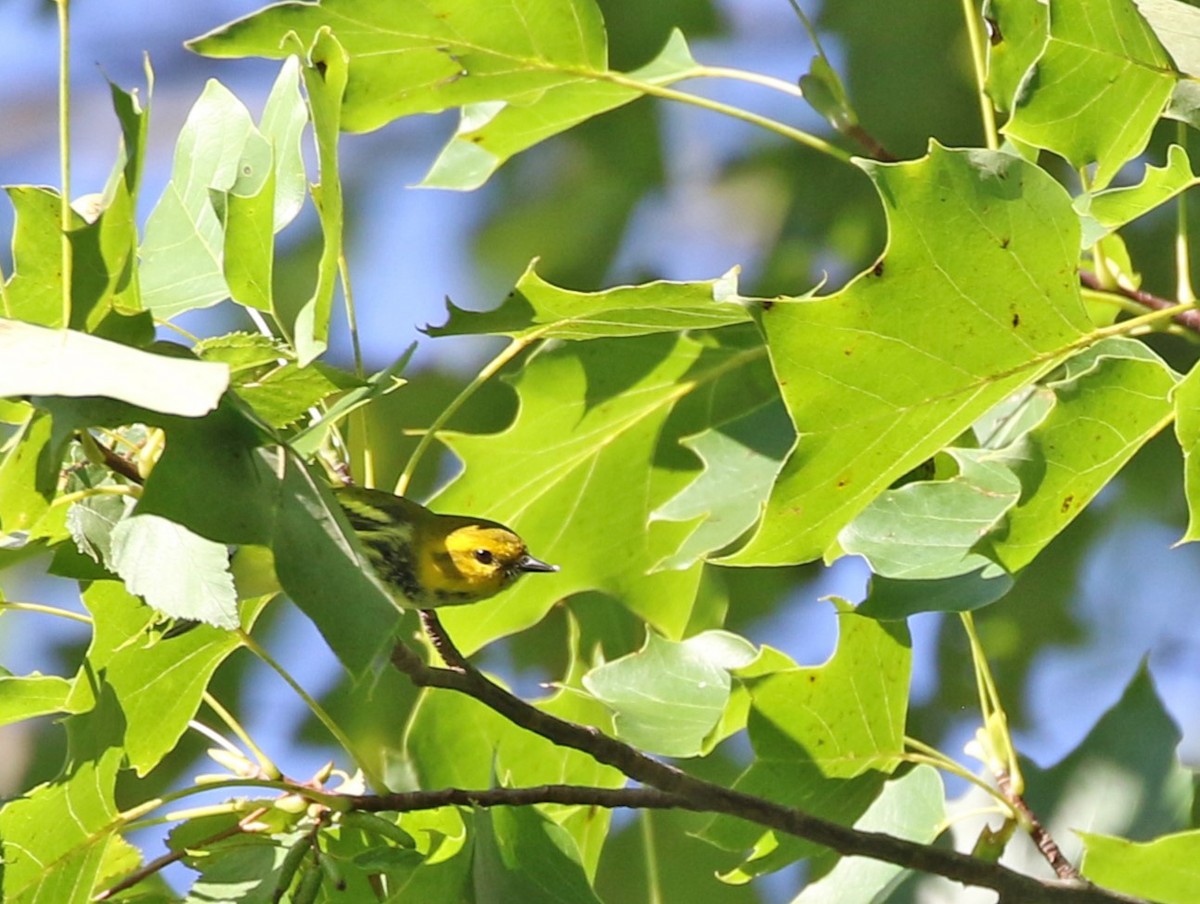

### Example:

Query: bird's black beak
xmin=518 ymin=554 xmax=559 ymax=574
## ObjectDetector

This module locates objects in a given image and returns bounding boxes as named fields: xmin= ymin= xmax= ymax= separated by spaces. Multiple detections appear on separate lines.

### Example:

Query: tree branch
xmin=349 ymin=784 xmax=692 ymax=813
xmin=383 ymin=612 xmax=1149 ymax=904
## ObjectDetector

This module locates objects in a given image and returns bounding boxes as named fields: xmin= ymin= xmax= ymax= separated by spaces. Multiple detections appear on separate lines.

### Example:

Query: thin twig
xmin=94 ymin=807 xmax=270 ymax=901
xmin=390 ymin=615 xmax=1147 ymax=904
xmin=996 ymin=769 xmax=1081 ymax=881
xmin=1081 ymin=270 xmax=1200 ymax=333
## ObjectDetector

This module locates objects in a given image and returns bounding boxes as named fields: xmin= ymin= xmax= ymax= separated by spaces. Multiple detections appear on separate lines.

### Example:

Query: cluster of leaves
xmin=2 ymin=0 xmax=1200 ymax=901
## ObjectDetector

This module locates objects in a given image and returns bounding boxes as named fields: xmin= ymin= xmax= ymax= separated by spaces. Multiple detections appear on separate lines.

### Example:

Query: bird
xmin=334 ymin=485 xmax=558 ymax=608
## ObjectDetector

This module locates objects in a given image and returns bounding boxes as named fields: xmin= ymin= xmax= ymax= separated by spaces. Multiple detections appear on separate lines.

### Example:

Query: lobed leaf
xmin=1075 ymin=144 xmax=1200 ymax=248
xmin=726 ymin=144 xmax=1090 ymax=566
xmin=427 ymin=262 xmax=749 ymax=341
xmin=433 ymin=330 xmax=774 ymax=654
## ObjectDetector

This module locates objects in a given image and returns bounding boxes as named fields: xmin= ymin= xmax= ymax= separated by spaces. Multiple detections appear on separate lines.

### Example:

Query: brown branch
xmin=95 ymin=806 xmax=270 ymax=901
xmin=996 ymin=769 xmax=1081 ymax=881
xmin=388 ymin=613 xmax=1149 ymax=904
xmin=1080 ymin=270 xmax=1200 ymax=334
xmin=349 ymin=784 xmax=692 ymax=813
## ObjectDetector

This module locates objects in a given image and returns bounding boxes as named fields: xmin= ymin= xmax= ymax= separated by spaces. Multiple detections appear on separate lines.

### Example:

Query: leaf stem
xmin=56 ymin=0 xmax=72 ymax=326
xmin=1177 ymin=124 xmax=1195 ymax=305
xmin=0 ymin=599 xmax=92 ymax=625
xmin=235 ymin=628 xmax=387 ymax=791
xmin=395 ymin=335 xmax=534 ymax=496
xmin=337 ymin=250 xmax=374 ymax=486
xmin=599 ymin=72 xmax=851 ymax=163
xmin=201 ymin=691 xmax=281 ymax=780
xmin=641 ymin=809 xmax=663 ymax=904
xmin=51 ymin=484 xmax=142 ymax=508
xmin=959 ymin=0 xmax=999 ymax=150
xmin=691 ymin=65 xmax=805 ymax=100
xmin=902 ymin=736 xmax=1007 ymax=804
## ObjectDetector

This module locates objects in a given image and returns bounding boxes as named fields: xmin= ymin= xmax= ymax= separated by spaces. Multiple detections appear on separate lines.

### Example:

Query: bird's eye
xmin=473 ymin=548 xmax=495 ymax=565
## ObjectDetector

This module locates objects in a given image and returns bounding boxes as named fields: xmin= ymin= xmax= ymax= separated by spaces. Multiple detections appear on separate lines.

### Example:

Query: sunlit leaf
xmin=726 ymin=145 xmax=1089 ymax=566
xmin=1003 ymin=0 xmax=1175 ymax=188
xmin=110 ymin=513 xmax=239 ymax=629
xmin=189 ymin=0 xmax=609 ymax=133
xmin=433 ymin=331 xmax=772 ymax=654
xmin=139 ymin=80 xmax=267 ymax=317
xmin=987 ymin=337 xmax=1176 ymax=571
xmin=1080 ymin=829 xmax=1200 ymax=904
xmin=1075 ymin=144 xmax=1200 ymax=247
xmin=427 ymin=262 xmax=749 ymax=341
xmin=422 ymin=30 xmax=700 ymax=190
xmin=0 ymin=320 xmax=229 ymax=417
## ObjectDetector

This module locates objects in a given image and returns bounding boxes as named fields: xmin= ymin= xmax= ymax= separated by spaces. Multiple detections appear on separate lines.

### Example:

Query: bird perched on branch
xmin=334 ymin=485 xmax=558 ymax=608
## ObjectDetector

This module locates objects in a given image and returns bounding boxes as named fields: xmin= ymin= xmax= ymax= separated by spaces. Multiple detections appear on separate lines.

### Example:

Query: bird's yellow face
xmin=415 ymin=520 xmax=558 ymax=605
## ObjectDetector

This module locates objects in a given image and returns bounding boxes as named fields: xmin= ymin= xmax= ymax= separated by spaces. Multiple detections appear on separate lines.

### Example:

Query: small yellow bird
xmin=334 ymin=485 xmax=558 ymax=608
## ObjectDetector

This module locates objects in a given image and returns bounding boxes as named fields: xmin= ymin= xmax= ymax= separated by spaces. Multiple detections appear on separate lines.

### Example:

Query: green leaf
xmin=1174 ymin=358 xmax=1200 ymax=542
xmin=1 ymin=186 xmax=75 ymax=327
xmin=0 ymin=319 xmax=229 ymax=416
xmin=289 ymin=344 xmax=414 ymax=458
xmin=748 ymin=605 xmax=910 ymax=779
xmin=433 ymin=331 xmax=771 ymax=654
xmin=427 ymin=262 xmax=749 ymax=341
xmin=224 ymin=159 xmax=276 ymax=313
xmin=793 ymin=766 xmax=945 ymax=903
xmin=188 ymin=0 xmax=608 ymax=134
xmin=258 ymin=56 xmax=308 ymax=231
xmin=1020 ymin=665 xmax=1192 ymax=867
xmin=1135 ymin=0 xmax=1200 ymax=125
xmin=581 ymin=631 xmax=755 ymax=757
xmin=67 ymin=493 xmax=135 ymax=567
xmin=1075 ymin=144 xmax=1200 ymax=247
xmin=988 ymin=337 xmax=1177 ymax=571
xmin=109 ymin=513 xmax=239 ymax=629
xmin=702 ymin=607 xmax=910 ymax=870
xmin=472 ymin=807 xmax=602 ymax=904
xmin=840 ymin=447 xmax=1021 ymax=580
xmin=421 ymin=30 xmax=700 ymax=190
xmin=0 ymin=691 xmax=125 ymax=904
xmin=289 ymin=29 xmax=347 ymax=365
xmin=857 ymin=567 xmax=1014 ymax=618
xmin=235 ymin=361 xmax=363 ymax=428
xmin=0 ymin=673 xmax=82 ymax=726
xmin=725 ymin=145 xmax=1089 ymax=566
xmin=272 ymin=452 xmax=402 ymax=677
xmin=1002 ymin=0 xmax=1175 ymax=188
xmin=985 ymin=0 xmax=1049 ymax=113
xmin=104 ymin=67 xmax=150 ymax=203
xmin=139 ymin=80 xmax=266 ymax=317
xmin=1080 ymin=829 xmax=1200 ymax=904
xmin=67 ymin=174 xmax=141 ymax=332
xmin=651 ymin=399 xmax=793 ymax=570
xmin=0 ymin=409 xmax=56 ymax=537
xmin=195 ymin=332 xmax=294 ymax=372
xmin=76 ymin=581 xmax=257 ymax=776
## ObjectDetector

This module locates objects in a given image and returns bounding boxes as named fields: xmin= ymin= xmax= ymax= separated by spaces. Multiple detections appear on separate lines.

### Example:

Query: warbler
xmin=334 ymin=485 xmax=558 ymax=608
